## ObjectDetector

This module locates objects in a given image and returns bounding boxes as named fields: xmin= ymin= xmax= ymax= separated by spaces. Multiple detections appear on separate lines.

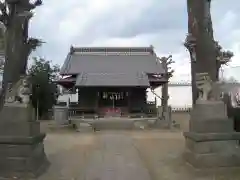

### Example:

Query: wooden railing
xmin=68 ymin=107 xmax=98 ymax=118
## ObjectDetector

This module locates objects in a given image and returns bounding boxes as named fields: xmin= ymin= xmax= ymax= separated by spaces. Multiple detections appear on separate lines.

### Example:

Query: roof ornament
xmin=149 ymin=45 xmax=154 ymax=54
xmin=70 ymin=45 xmax=74 ymax=54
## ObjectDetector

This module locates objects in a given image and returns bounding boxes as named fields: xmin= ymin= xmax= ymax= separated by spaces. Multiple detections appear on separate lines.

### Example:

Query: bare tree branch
xmin=5 ymin=0 xmax=42 ymax=11
xmin=215 ymin=41 xmax=234 ymax=66
xmin=33 ymin=0 xmax=42 ymax=6
xmin=27 ymin=37 xmax=42 ymax=50
xmin=166 ymin=60 xmax=174 ymax=65
xmin=20 ymin=0 xmax=42 ymax=11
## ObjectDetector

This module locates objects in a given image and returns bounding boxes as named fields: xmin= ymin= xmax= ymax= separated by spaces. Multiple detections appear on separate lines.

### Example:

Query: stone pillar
xmin=0 ymin=104 xmax=49 ymax=178
xmin=183 ymin=101 xmax=240 ymax=168
xmin=157 ymin=106 xmax=162 ymax=119
xmin=54 ymin=105 xmax=68 ymax=125
xmin=167 ymin=106 xmax=172 ymax=128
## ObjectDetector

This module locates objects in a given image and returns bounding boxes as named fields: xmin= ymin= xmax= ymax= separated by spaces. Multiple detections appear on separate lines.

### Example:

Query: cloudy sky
xmin=29 ymin=0 xmax=240 ymax=81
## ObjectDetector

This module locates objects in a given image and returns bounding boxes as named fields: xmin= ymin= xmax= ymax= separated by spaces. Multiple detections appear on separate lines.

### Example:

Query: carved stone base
xmin=0 ymin=105 xmax=49 ymax=179
xmin=183 ymin=101 xmax=240 ymax=169
xmin=184 ymin=132 xmax=240 ymax=168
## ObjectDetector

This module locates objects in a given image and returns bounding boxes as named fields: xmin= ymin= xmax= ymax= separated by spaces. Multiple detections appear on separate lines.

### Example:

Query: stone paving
xmin=84 ymin=132 xmax=151 ymax=180
xmin=37 ymin=133 xmax=97 ymax=180
xmin=33 ymin=125 xmax=240 ymax=180
xmin=37 ymin=131 xmax=151 ymax=180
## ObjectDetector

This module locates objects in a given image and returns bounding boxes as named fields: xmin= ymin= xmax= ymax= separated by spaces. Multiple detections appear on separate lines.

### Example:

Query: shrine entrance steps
xmin=70 ymin=117 xmax=156 ymax=131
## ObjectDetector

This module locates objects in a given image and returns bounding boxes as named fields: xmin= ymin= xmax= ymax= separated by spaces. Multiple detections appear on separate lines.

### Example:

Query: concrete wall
xmin=147 ymin=85 xmax=192 ymax=109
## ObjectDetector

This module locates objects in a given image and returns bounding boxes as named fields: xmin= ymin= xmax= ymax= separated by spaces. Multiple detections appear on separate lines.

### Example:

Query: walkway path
xmin=37 ymin=125 xmax=240 ymax=180
xmin=84 ymin=132 xmax=151 ymax=180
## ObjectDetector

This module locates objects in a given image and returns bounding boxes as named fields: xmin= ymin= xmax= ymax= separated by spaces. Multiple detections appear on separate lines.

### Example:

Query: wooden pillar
xmin=95 ymin=90 xmax=99 ymax=114
xmin=143 ymin=88 xmax=147 ymax=113
xmin=127 ymin=89 xmax=131 ymax=114
xmin=77 ymin=87 xmax=81 ymax=105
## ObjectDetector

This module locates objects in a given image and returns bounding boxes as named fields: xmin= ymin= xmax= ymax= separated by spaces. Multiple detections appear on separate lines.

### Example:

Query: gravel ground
xmin=37 ymin=133 xmax=97 ymax=180
xmin=132 ymin=131 xmax=240 ymax=180
xmin=36 ymin=121 xmax=240 ymax=180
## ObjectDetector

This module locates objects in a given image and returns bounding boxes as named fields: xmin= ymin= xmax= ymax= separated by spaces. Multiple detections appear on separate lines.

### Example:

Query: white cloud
xmin=28 ymin=0 xmax=240 ymax=82
xmin=218 ymin=11 xmax=236 ymax=34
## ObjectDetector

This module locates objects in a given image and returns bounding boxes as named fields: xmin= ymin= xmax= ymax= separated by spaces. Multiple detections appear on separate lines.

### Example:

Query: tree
xmin=151 ymin=55 xmax=174 ymax=123
xmin=184 ymin=33 xmax=198 ymax=106
xmin=159 ymin=55 xmax=174 ymax=120
xmin=0 ymin=0 xmax=43 ymax=110
xmin=28 ymin=57 xmax=60 ymax=119
xmin=186 ymin=0 xmax=217 ymax=104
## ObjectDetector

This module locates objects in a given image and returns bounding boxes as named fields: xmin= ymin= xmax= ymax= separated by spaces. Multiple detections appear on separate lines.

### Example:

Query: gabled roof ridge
xmin=69 ymin=45 xmax=155 ymax=54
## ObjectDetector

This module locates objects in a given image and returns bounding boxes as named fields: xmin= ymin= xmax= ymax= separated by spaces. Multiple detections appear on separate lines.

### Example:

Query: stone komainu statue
xmin=195 ymin=72 xmax=213 ymax=101
xmin=5 ymin=76 xmax=31 ymax=105
xmin=196 ymin=72 xmax=240 ymax=131
xmin=195 ymin=72 xmax=224 ymax=102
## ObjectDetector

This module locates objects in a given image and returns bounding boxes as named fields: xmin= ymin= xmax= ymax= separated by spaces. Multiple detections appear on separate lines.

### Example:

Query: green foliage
xmin=28 ymin=57 xmax=60 ymax=119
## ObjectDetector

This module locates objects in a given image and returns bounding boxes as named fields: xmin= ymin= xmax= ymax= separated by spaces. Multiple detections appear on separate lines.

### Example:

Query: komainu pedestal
xmin=0 ymin=104 xmax=49 ymax=178
xmin=183 ymin=101 xmax=240 ymax=169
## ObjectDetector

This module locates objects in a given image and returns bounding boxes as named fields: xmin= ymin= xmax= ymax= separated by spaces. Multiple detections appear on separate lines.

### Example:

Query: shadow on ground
xmin=37 ymin=121 xmax=240 ymax=180
xmin=132 ymin=131 xmax=240 ymax=180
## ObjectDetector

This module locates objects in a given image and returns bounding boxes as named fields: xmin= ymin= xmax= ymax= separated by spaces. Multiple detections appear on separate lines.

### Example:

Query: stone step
xmin=71 ymin=118 xmax=156 ymax=130
xmin=93 ymin=120 xmax=135 ymax=130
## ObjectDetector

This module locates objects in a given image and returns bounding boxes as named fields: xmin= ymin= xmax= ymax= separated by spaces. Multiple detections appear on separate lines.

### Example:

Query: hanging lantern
xmin=103 ymin=92 xmax=108 ymax=99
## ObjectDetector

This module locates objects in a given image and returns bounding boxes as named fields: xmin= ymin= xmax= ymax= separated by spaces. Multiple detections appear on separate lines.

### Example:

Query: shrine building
xmin=57 ymin=46 xmax=167 ymax=117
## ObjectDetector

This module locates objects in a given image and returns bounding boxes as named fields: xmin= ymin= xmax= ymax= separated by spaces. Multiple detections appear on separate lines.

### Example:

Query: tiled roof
xmin=75 ymin=72 xmax=150 ymax=87
xmin=60 ymin=46 xmax=165 ymax=87
xmin=60 ymin=46 xmax=165 ymax=75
